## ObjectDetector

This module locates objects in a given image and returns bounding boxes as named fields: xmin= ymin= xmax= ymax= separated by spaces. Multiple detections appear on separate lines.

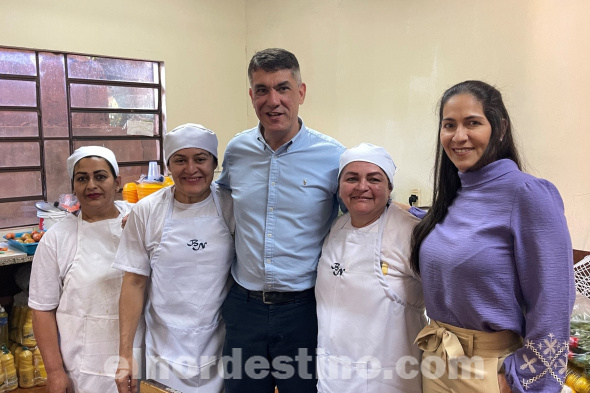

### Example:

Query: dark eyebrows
xmin=442 ymin=115 xmax=485 ymax=122
xmin=74 ymin=169 xmax=108 ymax=177
xmin=253 ymin=80 xmax=291 ymax=90
xmin=342 ymin=171 xmax=385 ymax=178
xmin=172 ymin=152 xmax=211 ymax=159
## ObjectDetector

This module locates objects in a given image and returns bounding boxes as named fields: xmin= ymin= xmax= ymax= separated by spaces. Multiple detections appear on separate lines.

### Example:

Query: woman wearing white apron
xmin=29 ymin=146 xmax=139 ymax=393
xmin=114 ymin=124 xmax=234 ymax=393
xmin=316 ymin=143 xmax=426 ymax=393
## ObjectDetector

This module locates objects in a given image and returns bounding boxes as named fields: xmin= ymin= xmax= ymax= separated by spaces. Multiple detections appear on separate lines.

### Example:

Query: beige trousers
xmin=415 ymin=320 xmax=523 ymax=393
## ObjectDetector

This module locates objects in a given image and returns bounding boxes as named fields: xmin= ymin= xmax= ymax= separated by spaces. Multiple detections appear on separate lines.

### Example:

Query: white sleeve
xmin=112 ymin=202 xmax=152 ymax=276
xmin=380 ymin=205 xmax=424 ymax=308
xmin=115 ymin=200 xmax=134 ymax=215
xmin=28 ymin=220 xmax=76 ymax=310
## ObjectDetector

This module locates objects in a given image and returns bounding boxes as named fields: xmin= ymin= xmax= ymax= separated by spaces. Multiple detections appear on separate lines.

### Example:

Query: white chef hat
xmin=164 ymin=123 xmax=218 ymax=165
xmin=67 ymin=146 xmax=119 ymax=179
xmin=338 ymin=143 xmax=397 ymax=186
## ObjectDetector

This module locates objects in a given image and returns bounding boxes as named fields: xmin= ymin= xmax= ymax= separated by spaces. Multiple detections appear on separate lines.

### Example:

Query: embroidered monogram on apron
xmin=316 ymin=208 xmax=426 ymax=393
xmin=144 ymin=186 xmax=234 ymax=392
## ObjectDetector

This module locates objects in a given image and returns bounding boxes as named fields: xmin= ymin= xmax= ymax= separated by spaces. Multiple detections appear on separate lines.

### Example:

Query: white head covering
xmin=67 ymin=146 xmax=119 ymax=179
xmin=164 ymin=123 xmax=218 ymax=164
xmin=338 ymin=143 xmax=397 ymax=186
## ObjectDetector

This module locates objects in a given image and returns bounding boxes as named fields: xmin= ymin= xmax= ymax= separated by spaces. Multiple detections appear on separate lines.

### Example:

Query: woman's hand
xmin=46 ymin=369 xmax=74 ymax=393
xmin=498 ymin=373 xmax=514 ymax=393
xmin=115 ymin=356 xmax=138 ymax=393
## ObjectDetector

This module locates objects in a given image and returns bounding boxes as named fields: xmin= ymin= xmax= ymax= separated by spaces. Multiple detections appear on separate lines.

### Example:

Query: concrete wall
xmin=2 ymin=0 xmax=589 ymax=248
xmin=245 ymin=0 xmax=590 ymax=249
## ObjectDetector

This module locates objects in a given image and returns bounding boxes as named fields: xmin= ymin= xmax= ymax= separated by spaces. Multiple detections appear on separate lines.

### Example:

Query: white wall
xmin=0 ymin=0 xmax=248 ymax=152
xmin=245 ymin=0 xmax=590 ymax=250
xmin=2 ymin=0 xmax=589 ymax=249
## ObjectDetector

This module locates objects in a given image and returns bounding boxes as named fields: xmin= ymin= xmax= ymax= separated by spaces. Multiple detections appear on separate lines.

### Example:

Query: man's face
xmin=249 ymin=69 xmax=306 ymax=141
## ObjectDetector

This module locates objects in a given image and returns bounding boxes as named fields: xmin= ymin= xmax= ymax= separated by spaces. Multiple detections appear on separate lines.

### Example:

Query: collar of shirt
xmin=255 ymin=118 xmax=307 ymax=155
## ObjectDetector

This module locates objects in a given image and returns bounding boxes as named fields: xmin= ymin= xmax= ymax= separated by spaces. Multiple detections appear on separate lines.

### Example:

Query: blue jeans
xmin=222 ymin=283 xmax=318 ymax=393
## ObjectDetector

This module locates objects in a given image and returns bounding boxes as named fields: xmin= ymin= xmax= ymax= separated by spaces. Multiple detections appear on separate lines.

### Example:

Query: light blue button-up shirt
xmin=217 ymin=120 xmax=345 ymax=292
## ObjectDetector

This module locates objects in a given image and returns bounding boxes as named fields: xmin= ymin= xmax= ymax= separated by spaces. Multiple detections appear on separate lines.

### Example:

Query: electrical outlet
xmin=409 ymin=188 xmax=421 ymax=207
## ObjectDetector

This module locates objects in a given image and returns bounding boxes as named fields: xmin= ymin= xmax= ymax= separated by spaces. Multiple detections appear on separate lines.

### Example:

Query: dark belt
xmin=234 ymin=283 xmax=314 ymax=305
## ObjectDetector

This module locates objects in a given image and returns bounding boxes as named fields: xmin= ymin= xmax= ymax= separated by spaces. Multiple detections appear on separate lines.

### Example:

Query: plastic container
xmin=12 ymin=347 xmax=22 ymax=374
xmin=566 ymin=364 xmax=590 ymax=393
xmin=21 ymin=309 xmax=35 ymax=348
xmin=58 ymin=193 xmax=80 ymax=213
xmin=16 ymin=307 xmax=28 ymax=346
xmin=3 ymin=234 xmax=38 ymax=255
xmin=1 ymin=356 xmax=5 ymax=393
xmin=37 ymin=210 xmax=67 ymax=231
xmin=122 ymin=183 xmax=139 ymax=203
xmin=32 ymin=347 xmax=46 ymax=387
xmin=146 ymin=161 xmax=164 ymax=182
xmin=8 ymin=344 xmax=18 ymax=358
xmin=0 ymin=306 xmax=8 ymax=348
xmin=17 ymin=347 xmax=34 ymax=388
xmin=137 ymin=182 xmax=165 ymax=200
xmin=1 ymin=345 xmax=18 ymax=392
xmin=163 ymin=176 xmax=174 ymax=187
xmin=9 ymin=307 xmax=22 ymax=343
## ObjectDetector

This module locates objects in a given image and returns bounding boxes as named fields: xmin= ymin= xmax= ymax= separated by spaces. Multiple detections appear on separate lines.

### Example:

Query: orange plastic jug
xmin=122 ymin=183 xmax=139 ymax=203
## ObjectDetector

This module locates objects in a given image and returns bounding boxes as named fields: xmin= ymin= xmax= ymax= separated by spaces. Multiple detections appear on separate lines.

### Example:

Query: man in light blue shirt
xmin=217 ymin=48 xmax=345 ymax=392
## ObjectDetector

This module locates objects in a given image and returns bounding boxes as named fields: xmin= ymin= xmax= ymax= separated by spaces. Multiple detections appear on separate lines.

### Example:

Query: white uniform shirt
xmin=29 ymin=200 xmax=133 ymax=310
xmin=112 ymin=183 xmax=234 ymax=276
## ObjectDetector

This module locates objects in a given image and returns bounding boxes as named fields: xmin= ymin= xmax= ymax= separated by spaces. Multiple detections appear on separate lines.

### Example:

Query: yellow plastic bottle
xmin=16 ymin=306 xmax=28 ymax=345
xmin=8 ymin=344 xmax=18 ymax=358
xmin=566 ymin=364 xmax=590 ymax=393
xmin=8 ymin=306 xmax=22 ymax=343
xmin=33 ymin=347 xmax=46 ymax=387
xmin=21 ymin=309 xmax=36 ymax=348
xmin=12 ymin=347 xmax=22 ymax=374
xmin=1 ymin=356 xmax=6 ymax=393
xmin=1 ymin=345 xmax=18 ymax=392
xmin=0 ymin=306 xmax=8 ymax=348
xmin=18 ymin=346 xmax=35 ymax=388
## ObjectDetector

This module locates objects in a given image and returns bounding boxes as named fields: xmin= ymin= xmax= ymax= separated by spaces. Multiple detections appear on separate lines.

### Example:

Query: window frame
xmin=0 ymin=46 xmax=166 ymax=229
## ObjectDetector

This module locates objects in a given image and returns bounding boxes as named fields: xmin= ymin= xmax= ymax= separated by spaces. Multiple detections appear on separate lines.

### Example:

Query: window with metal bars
xmin=0 ymin=47 xmax=166 ymax=229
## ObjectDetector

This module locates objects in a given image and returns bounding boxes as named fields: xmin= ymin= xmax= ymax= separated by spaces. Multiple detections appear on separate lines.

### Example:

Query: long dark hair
xmin=410 ymin=80 xmax=522 ymax=274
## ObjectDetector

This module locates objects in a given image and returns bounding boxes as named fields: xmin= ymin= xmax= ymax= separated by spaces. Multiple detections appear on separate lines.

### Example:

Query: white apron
xmin=144 ymin=186 xmax=234 ymax=392
xmin=55 ymin=208 xmax=127 ymax=393
xmin=316 ymin=209 xmax=426 ymax=393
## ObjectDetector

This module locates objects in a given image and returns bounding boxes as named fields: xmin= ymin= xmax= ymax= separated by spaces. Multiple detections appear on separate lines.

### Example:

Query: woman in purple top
xmin=411 ymin=80 xmax=575 ymax=393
